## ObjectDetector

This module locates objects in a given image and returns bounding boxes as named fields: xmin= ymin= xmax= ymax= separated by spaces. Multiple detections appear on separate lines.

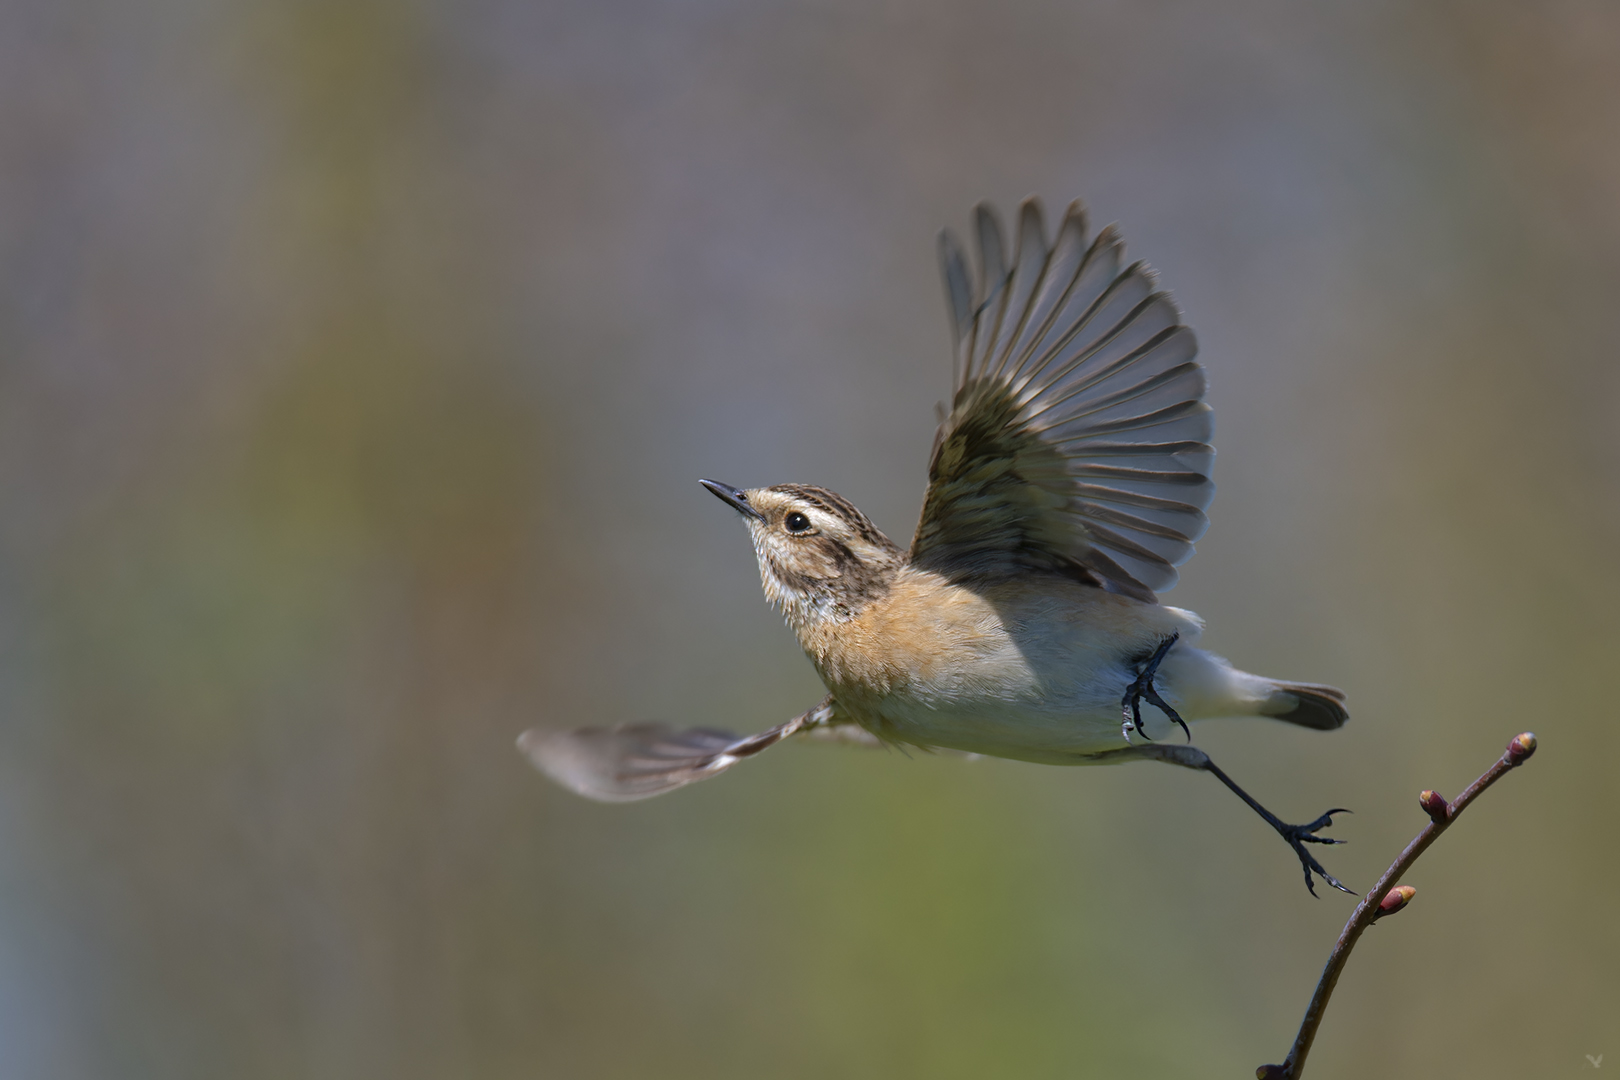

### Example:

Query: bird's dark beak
xmin=699 ymin=479 xmax=766 ymax=522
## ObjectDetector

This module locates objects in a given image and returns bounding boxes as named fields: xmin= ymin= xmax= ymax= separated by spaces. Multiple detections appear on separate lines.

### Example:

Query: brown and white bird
xmin=521 ymin=198 xmax=1353 ymax=895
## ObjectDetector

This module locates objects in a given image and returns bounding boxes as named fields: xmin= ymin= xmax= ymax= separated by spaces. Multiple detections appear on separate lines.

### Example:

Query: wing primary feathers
xmin=996 ymin=201 xmax=1091 ymax=388
xmin=1015 ymin=293 xmax=1186 ymax=413
xmin=973 ymin=203 xmax=1007 ymax=306
xmin=983 ymin=200 xmax=1052 ymax=387
xmin=1067 ymin=463 xmax=1209 ymax=485
xmin=1006 ymin=227 xmax=1130 ymax=397
xmin=1010 ymin=262 xmax=1163 ymax=403
xmin=938 ymin=230 xmax=974 ymax=391
xmin=1073 ymin=520 xmax=1179 ymax=569
xmin=970 ymin=203 xmax=1010 ymax=381
xmin=1056 ymin=398 xmax=1212 ymax=441
xmin=1023 ymin=348 xmax=1201 ymax=432
xmin=1071 ymin=483 xmax=1209 ymax=523
xmin=913 ymin=199 xmax=1216 ymax=598
xmin=1073 ymin=502 xmax=1205 ymax=550
xmin=518 ymin=698 xmax=837 ymax=802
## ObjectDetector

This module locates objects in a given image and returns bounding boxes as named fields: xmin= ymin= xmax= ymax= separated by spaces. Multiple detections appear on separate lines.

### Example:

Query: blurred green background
xmin=2 ymin=1 xmax=1616 ymax=1076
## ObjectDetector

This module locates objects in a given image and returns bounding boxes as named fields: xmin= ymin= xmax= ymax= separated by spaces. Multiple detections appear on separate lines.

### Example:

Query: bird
xmin=520 ymin=197 xmax=1353 ymax=896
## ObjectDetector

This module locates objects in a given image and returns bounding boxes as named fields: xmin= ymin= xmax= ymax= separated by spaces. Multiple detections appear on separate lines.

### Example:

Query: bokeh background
xmin=3 ymin=1 xmax=1617 ymax=1076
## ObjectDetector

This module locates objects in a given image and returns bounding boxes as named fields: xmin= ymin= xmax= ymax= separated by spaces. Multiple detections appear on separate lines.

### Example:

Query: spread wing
xmin=518 ymin=698 xmax=842 ymax=801
xmin=910 ymin=199 xmax=1214 ymax=601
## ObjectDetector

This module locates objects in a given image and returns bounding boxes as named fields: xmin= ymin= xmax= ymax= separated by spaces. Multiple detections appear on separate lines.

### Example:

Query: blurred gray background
xmin=2 ymin=1 xmax=1616 ymax=1076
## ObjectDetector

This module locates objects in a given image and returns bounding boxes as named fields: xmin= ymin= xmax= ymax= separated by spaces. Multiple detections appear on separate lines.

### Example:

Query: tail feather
xmin=1260 ymin=682 xmax=1349 ymax=731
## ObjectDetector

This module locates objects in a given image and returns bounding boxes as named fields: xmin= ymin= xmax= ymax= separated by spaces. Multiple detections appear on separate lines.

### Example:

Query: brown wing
xmin=910 ymin=199 xmax=1214 ymax=601
xmin=518 ymin=698 xmax=839 ymax=801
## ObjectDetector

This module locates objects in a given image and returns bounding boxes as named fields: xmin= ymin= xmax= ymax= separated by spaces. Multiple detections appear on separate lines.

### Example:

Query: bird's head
xmin=700 ymin=479 xmax=903 ymax=629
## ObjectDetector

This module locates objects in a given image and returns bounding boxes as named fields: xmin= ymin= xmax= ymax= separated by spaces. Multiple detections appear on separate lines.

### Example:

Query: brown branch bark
xmin=1254 ymin=731 xmax=1539 ymax=1080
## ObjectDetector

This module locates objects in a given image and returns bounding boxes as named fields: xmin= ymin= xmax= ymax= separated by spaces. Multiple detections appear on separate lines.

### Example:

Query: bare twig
xmin=1254 ymin=732 xmax=1539 ymax=1080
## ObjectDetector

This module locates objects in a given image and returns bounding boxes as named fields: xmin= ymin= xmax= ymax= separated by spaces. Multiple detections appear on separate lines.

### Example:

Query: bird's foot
xmin=1120 ymin=633 xmax=1189 ymax=743
xmin=1182 ymin=755 xmax=1358 ymax=898
xmin=1274 ymin=809 xmax=1354 ymax=897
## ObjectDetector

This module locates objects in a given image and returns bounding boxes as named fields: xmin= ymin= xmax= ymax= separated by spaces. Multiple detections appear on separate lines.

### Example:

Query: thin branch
xmin=1255 ymin=731 xmax=1539 ymax=1080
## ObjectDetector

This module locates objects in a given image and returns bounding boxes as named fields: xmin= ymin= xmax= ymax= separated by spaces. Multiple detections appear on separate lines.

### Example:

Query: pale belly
xmin=826 ymin=639 xmax=1195 ymax=765
xmin=845 ymin=668 xmax=1202 ymax=764
xmin=804 ymin=572 xmax=1241 ymax=765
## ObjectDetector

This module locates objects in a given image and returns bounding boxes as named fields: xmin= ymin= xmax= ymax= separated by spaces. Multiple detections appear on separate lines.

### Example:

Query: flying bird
xmin=521 ymin=198 xmax=1353 ymax=895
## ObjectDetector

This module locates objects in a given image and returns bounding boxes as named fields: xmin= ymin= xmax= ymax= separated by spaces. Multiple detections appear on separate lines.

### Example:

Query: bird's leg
xmin=1091 ymin=743 xmax=1354 ymax=897
xmin=1120 ymin=632 xmax=1190 ymax=743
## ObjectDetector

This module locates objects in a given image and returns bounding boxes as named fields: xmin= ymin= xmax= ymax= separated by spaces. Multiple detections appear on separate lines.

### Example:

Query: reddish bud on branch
xmin=1373 ymin=884 xmax=1416 ymax=920
xmin=1507 ymin=732 xmax=1536 ymax=766
xmin=1419 ymin=789 xmax=1449 ymax=823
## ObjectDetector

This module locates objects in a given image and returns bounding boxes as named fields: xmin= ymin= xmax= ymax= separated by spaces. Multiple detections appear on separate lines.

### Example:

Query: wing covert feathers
xmin=912 ymin=198 xmax=1215 ymax=600
xmin=518 ymin=699 xmax=837 ymax=801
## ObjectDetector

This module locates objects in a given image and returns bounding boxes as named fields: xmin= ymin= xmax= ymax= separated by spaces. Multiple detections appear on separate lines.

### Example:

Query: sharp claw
xmin=1146 ymin=688 xmax=1191 ymax=741
xmin=1298 ymin=809 xmax=1349 ymax=836
xmin=1315 ymin=865 xmax=1356 ymax=896
xmin=1121 ymin=634 xmax=1180 ymax=743
xmin=1281 ymin=810 xmax=1356 ymax=896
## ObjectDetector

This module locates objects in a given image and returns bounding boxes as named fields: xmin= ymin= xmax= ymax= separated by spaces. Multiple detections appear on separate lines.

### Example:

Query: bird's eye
xmin=784 ymin=511 xmax=811 ymax=534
